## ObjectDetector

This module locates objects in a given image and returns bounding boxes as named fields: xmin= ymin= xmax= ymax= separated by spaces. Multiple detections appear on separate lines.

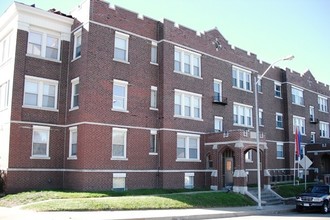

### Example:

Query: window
xmin=184 ymin=173 xmax=194 ymax=189
xmin=112 ymin=79 xmax=128 ymax=112
xmin=213 ymin=79 xmax=222 ymax=102
xmin=31 ymin=126 xmax=50 ymax=158
xmin=177 ymin=133 xmax=200 ymax=161
xmin=274 ymin=82 xmax=282 ymax=98
xmin=150 ymin=130 xmax=157 ymax=154
xmin=73 ymin=29 xmax=82 ymax=59
xmin=150 ymin=41 xmax=157 ymax=64
xmin=259 ymin=109 xmax=264 ymax=126
xmin=214 ymin=116 xmax=223 ymax=132
xmin=174 ymin=47 xmax=201 ymax=77
xmin=114 ymin=31 xmax=129 ymax=62
xmin=23 ymin=76 xmax=58 ymax=110
xmin=245 ymin=150 xmax=253 ymax=162
xmin=233 ymin=103 xmax=253 ymax=127
xmin=276 ymin=142 xmax=284 ymax=159
xmin=311 ymin=132 xmax=316 ymax=143
xmin=69 ymin=127 xmax=77 ymax=158
xmin=70 ymin=77 xmax=79 ymax=110
xmin=232 ymin=66 xmax=251 ymax=91
xmin=27 ymin=30 xmax=60 ymax=60
xmin=320 ymin=121 xmax=329 ymax=138
xmin=112 ymin=128 xmax=127 ymax=159
xmin=174 ymin=89 xmax=202 ymax=120
xmin=0 ymin=81 xmax=9 ymax=110
xmin=0 ymin=33 xmax=12 ymax=64
xmin=293 ymin=116 xmax=305 ymax=135
xmin=318 ymin=95 xmax=328 ymax=112
xmin=309 ymin=106 xmax=315 ymax=122
xmin=113 ymin=173 xmax=126 ymax=191
xmin=291 ymin=87 xmax=304 ymax=106
xmin=150 ymin=86 xmax=157 ymax=110
xmin=276 ymin=113 xmax=283 ymax=129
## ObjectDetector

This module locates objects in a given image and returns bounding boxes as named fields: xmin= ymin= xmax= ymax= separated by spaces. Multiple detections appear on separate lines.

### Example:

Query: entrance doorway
xmin=222 ymin=149 xmax=234 ymax=187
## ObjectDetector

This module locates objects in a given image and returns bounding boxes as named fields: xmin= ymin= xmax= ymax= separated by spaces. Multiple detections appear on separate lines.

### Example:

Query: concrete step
xmin=248 ymin=188 xmax=283 ymax=206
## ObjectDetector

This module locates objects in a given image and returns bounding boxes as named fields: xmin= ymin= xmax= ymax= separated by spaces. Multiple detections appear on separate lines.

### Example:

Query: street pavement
xmin=0 ymin=204 xmax=296 ymax=220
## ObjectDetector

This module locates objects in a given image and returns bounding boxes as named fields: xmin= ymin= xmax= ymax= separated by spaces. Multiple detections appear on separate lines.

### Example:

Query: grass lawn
xmin=272 ymin=183 xmax=313 ymax=198
xmin=0 ymin=190 xmax=255 ymax=211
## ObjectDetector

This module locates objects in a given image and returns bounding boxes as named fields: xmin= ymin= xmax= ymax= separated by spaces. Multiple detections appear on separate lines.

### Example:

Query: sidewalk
xmin=0 ymin=204 xmax=296 ymax=220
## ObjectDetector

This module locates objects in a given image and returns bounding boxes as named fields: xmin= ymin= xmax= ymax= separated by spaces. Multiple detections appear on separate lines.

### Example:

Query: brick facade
xmin=0 ymin=0 xmax=329 ymax=193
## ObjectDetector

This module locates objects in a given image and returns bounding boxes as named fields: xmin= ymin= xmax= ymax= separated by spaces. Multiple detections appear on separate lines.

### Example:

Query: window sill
xmin=174 ymin=115 xmax=203 ymax=121
xmin=232 ymin=86 xmax=253 ymax=93
xmin=113 ymin=58 xmax=130 ymax=65
xmin=276 ymin=157 xmax=285 ymax=160
xmin=111 ymin=157 xmax=128 ymax=161
xmin=67 ymin=156 xmax=77 ymax=160
xmin=276 ymin=127 xmax=284 ymax=130
xmin=150 ymin=107 xmax=158 ymax=111
xmin=173 ymin=70 xmax=202 ymax=80
xmin=26 ymin=54 xmax=61 ymax=63
xmin=71 ymin=56 xmax=81 ymax=62
xmin=245 ymin=160 xmax=253 ymax=163
xmin=319 ymin=110 xmax=329 ymax=114
xmin=233 ymin=123 xmax=253 ymax=128
xmin=292 ymin=103 xmax=305 ymax=107
xmin=69 ymin=107 xmax=79 ymax=112
xmin=112 ymin=108 xmax=129 ymax=113
xmin=274 ymin=96 xmax=283 ymax=99
xmin=23 ymin=105 xmax=59 ymax=112
xmin=149 ymin=152 xmax=158 ymax=155
xmin=150 ymin=62 xmax=158 ymax=66
xmin=176 ymin=159 xmax=201 ymax=162
xmin=30 ymin=156 xmax=51 ymax=160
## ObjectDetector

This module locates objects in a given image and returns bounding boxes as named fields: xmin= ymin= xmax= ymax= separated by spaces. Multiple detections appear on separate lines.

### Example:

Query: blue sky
xmin=1 ymin=0 xmax=330 ymax=85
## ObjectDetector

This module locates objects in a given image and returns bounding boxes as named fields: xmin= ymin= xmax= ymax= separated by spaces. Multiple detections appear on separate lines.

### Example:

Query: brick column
xmin=264 ymin=169 xmax=271 ymax=189
xmin=233 ymin=169 xmax=248 ymax=194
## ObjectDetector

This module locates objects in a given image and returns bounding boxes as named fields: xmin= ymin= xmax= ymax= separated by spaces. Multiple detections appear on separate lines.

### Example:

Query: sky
xmin=1 ymin=0 xmax=330 ymax=85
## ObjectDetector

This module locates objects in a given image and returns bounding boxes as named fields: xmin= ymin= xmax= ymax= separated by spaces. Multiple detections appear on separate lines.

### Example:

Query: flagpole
xmin=293 ymin=146 xmax=296 ymax=185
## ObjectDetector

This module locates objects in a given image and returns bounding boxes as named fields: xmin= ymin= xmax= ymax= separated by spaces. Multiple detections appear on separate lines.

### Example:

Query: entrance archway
xmin=221 ymin=148 xmax=235 ymax=188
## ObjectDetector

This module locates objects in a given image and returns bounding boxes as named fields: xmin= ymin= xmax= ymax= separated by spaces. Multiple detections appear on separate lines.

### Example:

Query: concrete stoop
xmin=247 ymin=188 xmax=284 ymax=205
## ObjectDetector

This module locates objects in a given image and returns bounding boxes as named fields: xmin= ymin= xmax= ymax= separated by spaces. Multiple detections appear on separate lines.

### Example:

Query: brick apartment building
xmin=0 ymin=0 xmax=329 ymax=193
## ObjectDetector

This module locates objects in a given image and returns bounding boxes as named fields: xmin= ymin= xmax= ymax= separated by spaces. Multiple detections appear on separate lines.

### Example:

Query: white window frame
xmin=111 ymin=128 xmax=128 ymax=160
xmin=276 ymin=142 xmax=284 ymax=159
xmin=174 ymin=89 xmax=202 ymax=120
xmin=149 ymin=130 xmax=157 ymax=154
xmin=184 ymin=173 xmax=194 ymax=189
xmin=113 ymin=173 xmax=126 ymax=191
xmin=232 ymin=66 xmax=252 ymax=91
xmin=112 ymin=79 xmax=128 ymax=112
xmin=291 ymin=86 xmax=304 ymax=106
xmin=23 ymin=75 xmax=58 ymax=111
xmin=311 ymin=132 xmax=316 ymax=143
xmin=318 ymin=95 xmax=328 ymax=113
xmin=27 ymin=29 xmax=61 ymax=61
xmin=68 ymin=126 xmax=77 ymax=159
xmin=0 ymin=32 xmax=12 ymax=64
xmin=70 ymin=77 xmax=79 ymax=110
xmin=309 ymin=106 xmax=315 ymax=122
xmin=150 ymin=86 xmax=158 ymax=110
xmin=150 ymin=41 xmax=158 ymax=64
xmin=274 ymin=81 xmax=282 ymax=98
xmin=320 ymin=121 xmax=329 ymax=138
xmin=176 ymin=133 xmax=200 ymax=161
xmin=31 ymin=125 xmax=50 ymax=159
xmin=233 ymin=102 xmax=253 ymax=127
xmin=276 ymin=112 xmax=284 ymax=129
xmin=213 ymin=79 xmax=222 ymax=102
xmin=245 ymin=150 xmax=253 ymax=163
xmin=293 ymin=115 xmax=306 ymax=135
xmin=174 ymin=46 xmax=201 ymax=78
xmin=0 ymin=80 xmax=9 ymax=111
xmin=73 ymin=28 xmax=82 ymax=60
xmin=259 ymin=109 xmax=264 ymax=126
xmin=214 ymin=116 xmax=223 ymax=132
xmin=114 ymin=31 xmax=129 ymax=63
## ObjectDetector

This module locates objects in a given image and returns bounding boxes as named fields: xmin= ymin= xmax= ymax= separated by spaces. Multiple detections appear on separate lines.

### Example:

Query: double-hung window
xmin=73 ymin=28 xmax=82 ymax=59
xmin=318 ymin=95 xmax=328 ymax=113
xmin=276 ymin=142 xmax=284 ymax=159
xmin=23 ymin=76 xmax=58 ymax=110
xmin=213 ymin=79 xmax=222 ymax=102
xmin=174 ymin=47 xmax=201 ymax=77
xmin=274 ymin=81 xmax=282 ymax=98
xmin=293 ymin=115 xmax=305 ymax=135
xmin=70 ymin=77 xmax=79 ymax=110
xmin=232 ymin=66 xmax=251 ymax=91
xmin=112 ymin=128 xmax=127 ymax=159
xmin=0 ymin=81 xmax=9 ymax=110
xmin=150 ymin=130 xmax=157 ymax=154
xmin=113 ymin=173 xmax=126 ymax=191
xmin=233 ymin=103 xmax=253 ymax=127
xmin=214 ymin=116 xmax=223 ymax=132
xmin=150 ymin=41 xmax=157 ymax=64
xmin=276 ymin=113 xmax=283 ymax=129
xmin=150 ymin=86 xmax=157 ymax=110
xmin=27 ymin=30 xmax=60 ymax=60
xmin=291 ymin=87 xmax=304 ymax=106
xmin=112 ymin=79 xmax=128 ymax=112
xmin=31 ymin=126 xmax=50 ymax=159
xmin=174 ymin=89 xmax=202 ymax=120
xmin=184 ymin=173 xmax=194 ymax=189
xmin=114 ymin=31 xmax=129 ymax=62
xmin=0 ymin=33 xmax=12 ymax=64
xmin=69 ymin=127 xmax=77 ymax=158
xmin=259 ymin=109 xmax=264 ymax=126
xmin=320 ymin=121 xmax=329 ymax=138
xmin=309 ymin=106 xmax=315 ymax=122
xmin=245 ymin=150 xmax=253 ymax=162
xmin=311 ymin=132 xmax=316 ymax=143
xmin=177 ymin=133 xmax=200 ymax=161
